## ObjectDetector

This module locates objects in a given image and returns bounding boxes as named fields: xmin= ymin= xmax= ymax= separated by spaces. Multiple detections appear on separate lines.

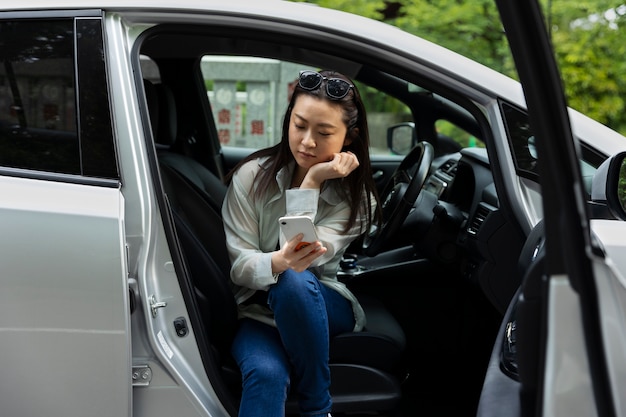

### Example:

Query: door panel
xmin=0 ymin=177 xmax=131 ymax=417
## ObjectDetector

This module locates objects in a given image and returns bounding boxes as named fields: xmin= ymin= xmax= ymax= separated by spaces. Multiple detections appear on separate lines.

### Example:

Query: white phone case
xmin=278 ymin=215 xmax=319 ymax=251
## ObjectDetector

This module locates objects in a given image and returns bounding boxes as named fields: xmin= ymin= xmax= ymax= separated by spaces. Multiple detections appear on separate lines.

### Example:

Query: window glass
xmin=357 ymin=83 xmax=411 ymax=155
xmin=501 ymin=101 xmax=598 ymax=196
xmin=501 ymin=102 xmax=539 ymax=178
xmin=0 ymin=18 xmax=117 ymax=179
xmin=200 ymin=56 xmax=410 ymax=155
xmin=0 ymin=19 xmax=79 ymax=174
xmin=201 ymin=57 xmax=294 ymax=150
xmin=436 ymin=119 xmax=482 ymax=149
xmin=75 ymin=18 xmax=118 ymax=179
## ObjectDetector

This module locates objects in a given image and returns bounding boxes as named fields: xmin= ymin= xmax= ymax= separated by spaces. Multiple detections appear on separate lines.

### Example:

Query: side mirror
xmin=591 ymin=151 xmax=626 ymax=220
xmin=387 ymin=122 xmax=417 ymax=155
xmin=528 ymin=135 xmax=538 ymax=159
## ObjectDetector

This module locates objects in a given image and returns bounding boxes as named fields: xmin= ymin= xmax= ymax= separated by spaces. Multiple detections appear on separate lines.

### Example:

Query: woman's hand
xmin=272 ymin=233 xmax=327 ymax=274
xmin=301 ymin=151 xmax=359 ymax=189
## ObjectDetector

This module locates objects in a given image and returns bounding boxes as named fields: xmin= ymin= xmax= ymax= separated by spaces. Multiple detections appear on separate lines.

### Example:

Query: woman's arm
xmin=222 ymin=165 xmax=277 ymax=290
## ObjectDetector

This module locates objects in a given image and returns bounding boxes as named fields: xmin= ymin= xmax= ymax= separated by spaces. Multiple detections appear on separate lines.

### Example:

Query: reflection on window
xmin=0 ymin=19 xmax=79 ymax=174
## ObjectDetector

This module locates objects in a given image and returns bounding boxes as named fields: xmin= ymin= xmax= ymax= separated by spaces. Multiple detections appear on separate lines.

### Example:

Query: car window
xmin=436 ymin=119 xmax=482 ymax=149
xmin=200 ymin=56 xmax=411 ymax=156
xmin=358 ymin=83 xmax=412 ymax=154
xmin=502 ymin=100 xmax=599 ymax=195
xmin=502 ymin=101 xmax=539 ymax=179
xmin=0 ymin=17 xmax=117 ymax=179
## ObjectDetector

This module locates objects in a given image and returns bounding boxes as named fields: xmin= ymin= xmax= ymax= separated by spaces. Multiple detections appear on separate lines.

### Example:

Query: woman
xmin=222 ymin=69 xmax=381 ymax=417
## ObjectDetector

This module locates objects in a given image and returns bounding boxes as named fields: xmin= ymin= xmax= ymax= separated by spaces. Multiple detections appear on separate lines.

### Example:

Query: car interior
xmin=133 ymin=22 xmax=583 ymax=417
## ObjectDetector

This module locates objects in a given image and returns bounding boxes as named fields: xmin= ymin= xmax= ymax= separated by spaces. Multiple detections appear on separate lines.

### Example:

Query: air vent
xmin=467 ymin=204 xmax=491 ymax=235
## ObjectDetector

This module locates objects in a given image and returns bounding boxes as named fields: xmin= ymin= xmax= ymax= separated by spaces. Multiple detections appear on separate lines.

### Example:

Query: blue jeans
xmin=231 ymin=268 xmax=355 ymax=417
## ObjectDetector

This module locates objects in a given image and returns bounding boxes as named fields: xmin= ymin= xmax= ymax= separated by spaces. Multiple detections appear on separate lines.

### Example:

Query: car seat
xmin=143 ymin=79 xmax=407 ymax=414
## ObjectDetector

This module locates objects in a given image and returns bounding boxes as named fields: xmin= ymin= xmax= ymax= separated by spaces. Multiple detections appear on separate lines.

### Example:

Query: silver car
xmin=1 ymin=1 xmax=625 ymax=416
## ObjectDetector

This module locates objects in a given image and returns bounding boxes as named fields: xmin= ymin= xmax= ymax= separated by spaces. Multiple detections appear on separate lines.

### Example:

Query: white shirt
xmin=221 ymin=157 xmax=369 ymax=331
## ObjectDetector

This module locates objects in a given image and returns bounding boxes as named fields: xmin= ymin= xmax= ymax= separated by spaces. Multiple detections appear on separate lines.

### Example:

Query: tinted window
xmin=0 ymin=19 xmax=79 ymax=174
xmin=0 ymin=18 xmax=117 ymax=179
xmin=75 ymin=18 xmax=118 ymax=179
xmin=502 ymin=100 xmax=597 ymax=195
xmin=501 ymin=101 xmax=539 ymax=179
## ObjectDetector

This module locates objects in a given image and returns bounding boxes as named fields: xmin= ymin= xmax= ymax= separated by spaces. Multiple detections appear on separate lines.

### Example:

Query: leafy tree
xmin=543 ymin=1 xmax=626 ymax=134
xmin=294 ymin=0 xmax=626 ymax=135
xmin=394 ymin=0 xmax=514 ymax=76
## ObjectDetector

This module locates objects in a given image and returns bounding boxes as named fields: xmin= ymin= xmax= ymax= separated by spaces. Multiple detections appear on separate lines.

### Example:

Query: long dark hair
xmin=225 ymin=69 xmax=381 ymax=234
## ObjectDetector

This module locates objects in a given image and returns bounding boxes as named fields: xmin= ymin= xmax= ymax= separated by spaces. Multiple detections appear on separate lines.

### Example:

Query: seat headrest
xmin=154 ymin=83 xmax=178 ymax=147
xmin=143 ymin=79 xmax=159 ymax=136
xmin=143 ymin=79 xmax=178 ymax=148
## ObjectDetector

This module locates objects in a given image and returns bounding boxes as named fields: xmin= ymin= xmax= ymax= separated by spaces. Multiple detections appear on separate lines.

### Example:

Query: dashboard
xmin=413 ymin=147 xmax=527 ymax=314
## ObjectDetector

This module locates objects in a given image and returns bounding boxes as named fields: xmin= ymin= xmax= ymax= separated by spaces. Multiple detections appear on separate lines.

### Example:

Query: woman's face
xmin=288 ymin=94 xmax=351 ymax=172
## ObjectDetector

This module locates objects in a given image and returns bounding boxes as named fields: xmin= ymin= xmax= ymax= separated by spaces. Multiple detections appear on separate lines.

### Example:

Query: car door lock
xmin=149 ymin=294 xmax=167 ymax=318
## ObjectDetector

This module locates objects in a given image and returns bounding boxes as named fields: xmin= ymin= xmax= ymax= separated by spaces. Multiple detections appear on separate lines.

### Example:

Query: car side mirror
xmin=528 ymin=135 xmax=538 ymax=159
xmin=591 ymin=151 xmax=626 ymax=220
xmin=387 ymin=122 xmax=417 ymax=155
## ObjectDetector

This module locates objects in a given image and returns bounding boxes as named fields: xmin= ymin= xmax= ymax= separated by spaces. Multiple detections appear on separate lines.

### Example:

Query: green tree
xmin=543 ymin=1 xmax=626 ymax=134
xmin=294 ymin=0 xmax=626 ymax=136
xmin=394 ymin=0 xmax=514 ymax=76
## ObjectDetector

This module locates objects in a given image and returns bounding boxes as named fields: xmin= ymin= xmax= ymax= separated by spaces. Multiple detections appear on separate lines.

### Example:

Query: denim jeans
xmin=231 ymin=268 xmax=355 ymax=417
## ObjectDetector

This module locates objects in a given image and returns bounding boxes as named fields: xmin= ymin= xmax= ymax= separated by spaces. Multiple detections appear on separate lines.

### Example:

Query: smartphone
xmin=278 ymin=215 xmax=319 ymax=251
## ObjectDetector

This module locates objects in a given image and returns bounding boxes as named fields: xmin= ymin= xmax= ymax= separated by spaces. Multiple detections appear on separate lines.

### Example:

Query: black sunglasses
xmin=298 ymin=70 xmax=354 ymax=100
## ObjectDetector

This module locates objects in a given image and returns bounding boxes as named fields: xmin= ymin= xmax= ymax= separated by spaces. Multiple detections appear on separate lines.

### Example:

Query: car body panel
xmin=104 ymin=12 xmax=230 ymax=417
xmin=588 ymin=220 xmax=626 ymax=416
xmin=544 ymin=275 xmax=596 ymax=416
xmin=0 ymin=176 xmax=131 ymax=416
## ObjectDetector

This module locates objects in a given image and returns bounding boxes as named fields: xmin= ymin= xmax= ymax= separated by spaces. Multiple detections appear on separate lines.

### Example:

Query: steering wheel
xmin=363 ymin=141 xmax=434 ymax=256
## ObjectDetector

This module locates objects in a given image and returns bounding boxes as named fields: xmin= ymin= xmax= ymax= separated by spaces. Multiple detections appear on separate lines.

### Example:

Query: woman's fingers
xmin=283 ymin=234 xmax=326 ymax=272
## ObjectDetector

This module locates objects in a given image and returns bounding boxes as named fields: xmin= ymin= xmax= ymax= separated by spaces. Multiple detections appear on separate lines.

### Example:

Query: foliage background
xmin=291 ymin=0 xmax=626 ymax=136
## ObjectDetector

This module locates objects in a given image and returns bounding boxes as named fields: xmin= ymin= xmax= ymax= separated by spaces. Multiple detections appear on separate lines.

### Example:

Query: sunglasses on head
xmin=298 ymin=70 xmax=354 ymax=100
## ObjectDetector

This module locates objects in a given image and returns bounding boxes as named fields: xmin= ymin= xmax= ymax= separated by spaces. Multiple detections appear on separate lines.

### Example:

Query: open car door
xmin=481 ymin=0 xmax=625 ymax=416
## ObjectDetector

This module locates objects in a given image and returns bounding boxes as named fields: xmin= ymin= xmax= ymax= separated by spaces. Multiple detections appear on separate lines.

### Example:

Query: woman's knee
xmin=272 ymin=269 xmax=318 ymax=298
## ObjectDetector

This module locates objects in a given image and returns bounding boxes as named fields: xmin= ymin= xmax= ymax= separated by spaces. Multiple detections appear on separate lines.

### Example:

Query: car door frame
xmin=495 ymin=0 xmax=617 ymax=416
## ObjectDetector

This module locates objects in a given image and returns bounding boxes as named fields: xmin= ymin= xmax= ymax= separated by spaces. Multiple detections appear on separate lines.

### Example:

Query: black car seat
xmin=143 ymin=79 xmax=407 ymax=414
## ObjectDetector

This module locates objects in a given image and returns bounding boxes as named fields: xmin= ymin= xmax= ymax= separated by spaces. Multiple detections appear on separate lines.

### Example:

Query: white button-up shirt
xmin=222 ymin=157 xmax=369 ymax=331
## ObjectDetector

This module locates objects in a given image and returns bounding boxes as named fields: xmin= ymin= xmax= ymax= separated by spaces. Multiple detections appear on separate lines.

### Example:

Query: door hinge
xmin=132 ymin=365 xmax=152 ymax=386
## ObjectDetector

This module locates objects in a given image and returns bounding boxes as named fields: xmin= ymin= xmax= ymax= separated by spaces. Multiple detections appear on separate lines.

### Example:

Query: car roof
xmin=0 ymin=0 xmax=528 ymax=100
xmin=5 ymin=0 xmax=625 ymax=156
